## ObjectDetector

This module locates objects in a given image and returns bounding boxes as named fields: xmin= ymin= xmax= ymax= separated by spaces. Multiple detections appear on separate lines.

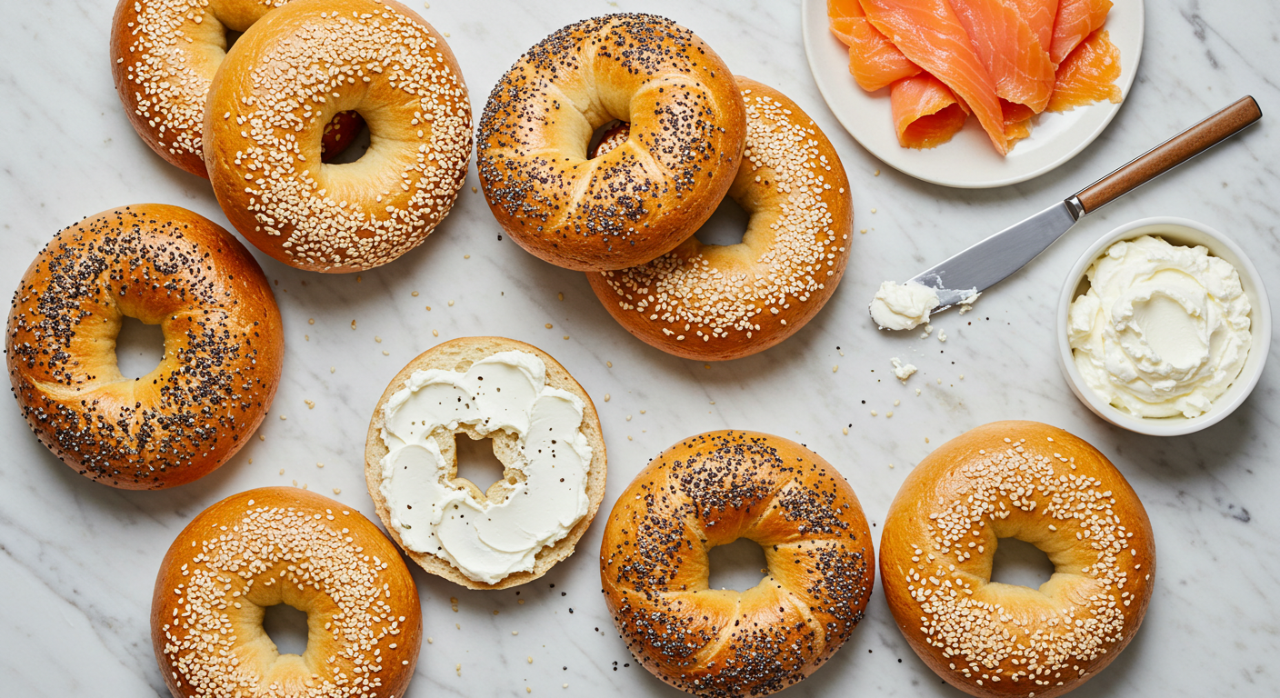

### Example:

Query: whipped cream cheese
xmin=870 ymin=281 xmax=940 ymax=331
xmin=1068 ymin=235 xmax=1252 ymax=418
xmin=379 ymin=351 xmax=593 ymax=584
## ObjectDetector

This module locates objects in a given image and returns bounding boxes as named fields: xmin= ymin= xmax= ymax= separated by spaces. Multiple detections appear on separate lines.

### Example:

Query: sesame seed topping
xmin=592 ymin=80 xmax=851 ymax=359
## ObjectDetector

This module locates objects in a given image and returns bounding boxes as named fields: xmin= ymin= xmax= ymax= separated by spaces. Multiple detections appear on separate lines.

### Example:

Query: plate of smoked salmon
xmin=804 ymin=0 xmax=1144 ymax=188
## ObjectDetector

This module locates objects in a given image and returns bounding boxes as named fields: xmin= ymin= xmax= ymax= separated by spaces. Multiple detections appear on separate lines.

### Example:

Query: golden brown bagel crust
xmin=477 ymin=14 xmax=747 ymax=272
xmin=880 ymin=421 xmax=1156 ymax=698
xmin=110 ymin=0 xmax=364 ymax=177
xmin=111 ymin=0 xmax=284 ymax=177
xmin=151 ymin=487 xmax=422 ymax=698
xmin=364 ymin=336 xmax=608 ymax=590
xmin=204 ymin=0 xmax=471 ymax=273
xmin=588 ymin=78 xmax=853 ymax=360
xmin=601 ymin=431 xmax=874 ymax=697
xmin=6 ymin=205 xmax=283 ymax=489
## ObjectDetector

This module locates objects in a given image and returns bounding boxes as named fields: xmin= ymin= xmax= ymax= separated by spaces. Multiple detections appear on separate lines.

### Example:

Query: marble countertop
xmin=2 ymin=0 xmax=1277 ymax=696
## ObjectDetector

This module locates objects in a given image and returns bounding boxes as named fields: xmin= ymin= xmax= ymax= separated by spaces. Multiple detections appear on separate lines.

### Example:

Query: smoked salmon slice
xmin=859 ymin=0 xmax=1009 ymax=154
xmin=827 ymin=0 xmax=1119 ymax=155
xmin=1002 ymin=101 xmax=1036 ymax=146
xmin=1048 ymin=29 xmax=1122 ymax=112
xmin=892 ymin=74 xmax=969 ymax=149
xmin=1008 ymin=0 xmax=1059 ymax=51
xmin=949 ymin=0 xmax=1056 ymax=113
xmin=828 ymin=0 xmax=921 ymax=92
xmin=1050 ymin=0 xmax=1113 ymax=66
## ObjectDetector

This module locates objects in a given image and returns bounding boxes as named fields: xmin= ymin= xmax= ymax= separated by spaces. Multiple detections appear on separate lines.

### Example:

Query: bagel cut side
xmin=365 ymin=336 xmax=607 ymax=589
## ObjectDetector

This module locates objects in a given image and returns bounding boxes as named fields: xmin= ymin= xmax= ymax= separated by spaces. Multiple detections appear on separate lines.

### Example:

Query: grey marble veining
xmin=1 ymin=0 xmax=1278 ymax=696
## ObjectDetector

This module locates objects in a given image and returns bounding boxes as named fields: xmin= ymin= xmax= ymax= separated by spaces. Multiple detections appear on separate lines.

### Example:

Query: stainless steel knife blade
xmin=909 ymin=199 xmax=1082 ymax=311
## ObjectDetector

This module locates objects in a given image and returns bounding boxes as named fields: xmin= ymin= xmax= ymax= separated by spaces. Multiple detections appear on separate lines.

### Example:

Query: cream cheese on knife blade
xmin=378 ymin=351 xmax=593 ymax=584
xmin=870 ymin=281 xmax=940 ymax=330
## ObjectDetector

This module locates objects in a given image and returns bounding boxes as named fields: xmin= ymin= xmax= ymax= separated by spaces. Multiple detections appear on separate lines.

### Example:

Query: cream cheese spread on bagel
xmin=378 ymin=351 xmax=593 ymax=584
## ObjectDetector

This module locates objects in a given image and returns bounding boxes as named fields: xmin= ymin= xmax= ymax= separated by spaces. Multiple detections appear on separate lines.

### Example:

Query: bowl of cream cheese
xmin=1057 ymin=216 xmax=1270 ymax=436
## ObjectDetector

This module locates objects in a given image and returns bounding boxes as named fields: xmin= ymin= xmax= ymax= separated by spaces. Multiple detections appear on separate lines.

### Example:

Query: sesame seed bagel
xmin=587 ymin=78 xmax=853 ymax=360
xmin=601 ymin=431 xmax=874 ymax=697
xmin=203 ymin=0 xmax=472 ymax=273
xmin=476 ymin=13 xmax=747 ymax=272
xmin=6 ymin=205 xmax=284 ymax=489
xmin=152 ymin=487 xmax=422 ymax=698
xmin=881 ymin=421 xmax=1156 ymax=698
xmin=364 ymin=336 xmax=607 ymax=590
xmin=110 ymin=0 xmax=366 ymax=178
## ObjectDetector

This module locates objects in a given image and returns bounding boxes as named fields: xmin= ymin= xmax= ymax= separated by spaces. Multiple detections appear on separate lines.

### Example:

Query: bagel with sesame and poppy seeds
xmin=152 ymin=487 xmax=422 ymax=698
xmin=601 ymin=430 xmax=874 ymax=697
xmin=881 ymin=421 xmax=1156 ymax=698
xmin=477 ymin=13 xmax=747 ymax=272
xmin=110 ymin=0 xmax=365 ymax=178
xmin=587 ymin=77 xmax=853 ymax=360
xmin=203 ymin=0 xmax=472 ymax=273
xmin=6 ymin=205 xmax=283 ymax=489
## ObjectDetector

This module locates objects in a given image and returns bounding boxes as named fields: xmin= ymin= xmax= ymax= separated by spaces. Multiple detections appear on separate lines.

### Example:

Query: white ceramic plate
xmin=800 ymin=0 xmax=1145 ymax=188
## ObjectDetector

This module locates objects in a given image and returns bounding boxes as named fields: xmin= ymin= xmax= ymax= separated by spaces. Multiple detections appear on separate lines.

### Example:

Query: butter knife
xmin=897 ymin=95 xmax=1262 ymax=314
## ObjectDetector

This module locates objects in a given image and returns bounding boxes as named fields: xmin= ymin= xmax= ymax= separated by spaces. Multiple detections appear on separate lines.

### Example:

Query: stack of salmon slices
xmin=828 ymin=0 xmax=1122 ymax=153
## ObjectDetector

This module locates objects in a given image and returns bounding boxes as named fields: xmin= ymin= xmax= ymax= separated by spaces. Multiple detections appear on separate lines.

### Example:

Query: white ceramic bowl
xmin=1056 ymin=217 xmax=1271 ymax=436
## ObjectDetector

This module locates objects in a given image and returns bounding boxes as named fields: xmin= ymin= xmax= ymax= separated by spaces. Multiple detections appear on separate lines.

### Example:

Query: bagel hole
xmin=707 ymin=538 xmax=768 ymax=592
xmin=262 ymin=603 xmax=309 ymax=656
xmin=223 ymin=28 xmax=243 ymax=52
xmin=115 ymin=316 xmax=165 ymax=379
xmin=322 ymin=114 xmax=372 ymax=165
xmin=695 ymin=196 xmax=750 ymax=248
xmin=588 ymin=119 xmax=629 ymax=159
xmin=990 ymin=537 xmax=1055 ymax=589
xmin=454 ymin=434 xmax=507 ymax=499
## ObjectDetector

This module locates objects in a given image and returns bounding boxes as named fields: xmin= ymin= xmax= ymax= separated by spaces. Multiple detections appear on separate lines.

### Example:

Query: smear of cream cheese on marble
xmin=871 ymin=281 xmax=940 ymax=331
xmin=379 ymin=351 xmax=592 ymax=584
xmin=1068 ymin=235 xmax=1251 ymax=418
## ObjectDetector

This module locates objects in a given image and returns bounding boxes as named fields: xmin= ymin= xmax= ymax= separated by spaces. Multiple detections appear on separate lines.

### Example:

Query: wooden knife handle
xmin=1074 ymin=96 xmax=1262 ymax=215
